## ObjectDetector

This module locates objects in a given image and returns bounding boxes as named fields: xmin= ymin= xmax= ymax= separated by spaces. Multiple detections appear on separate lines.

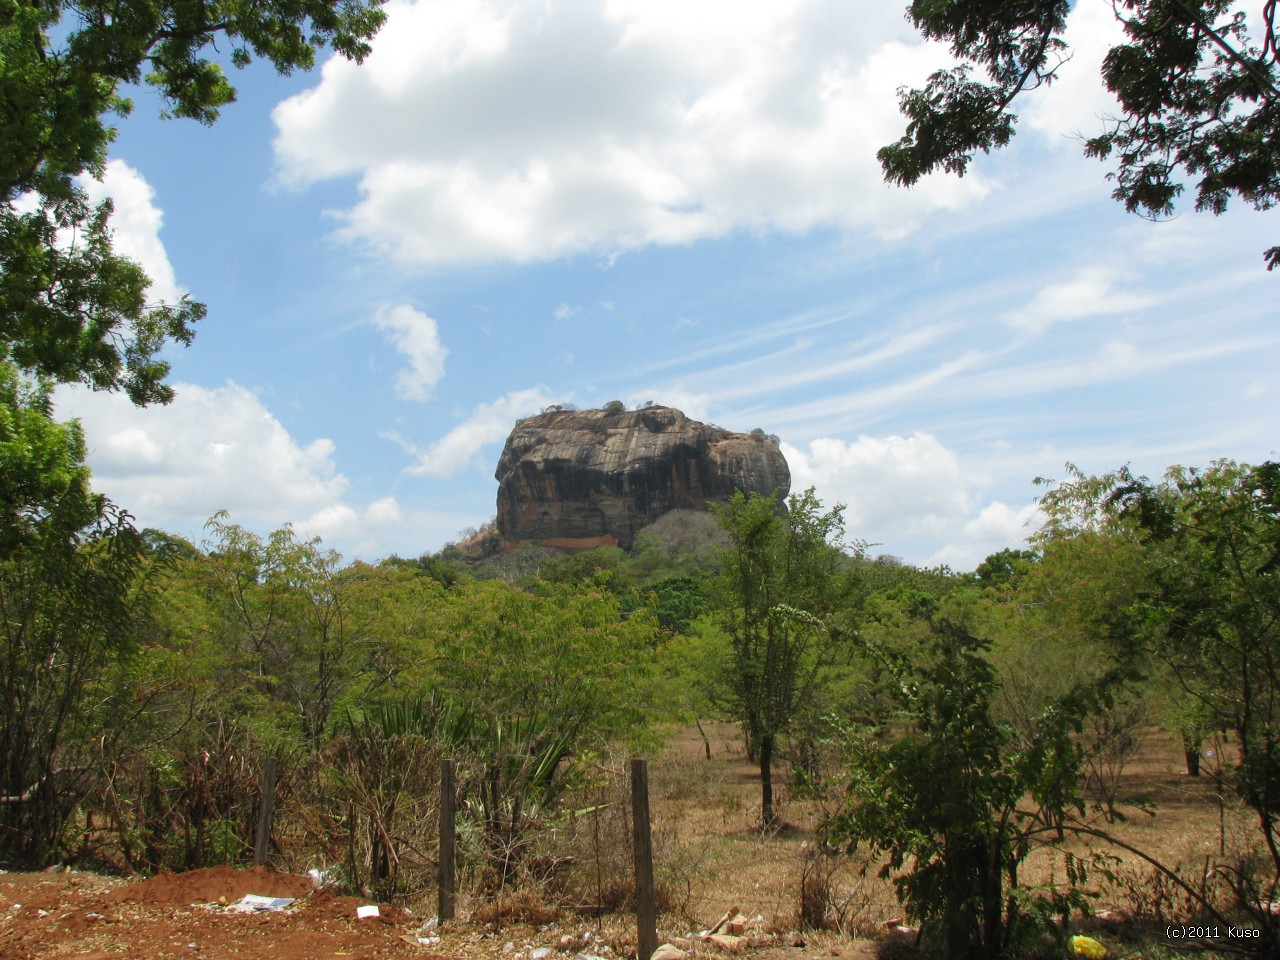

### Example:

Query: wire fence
xmin=260 ymin=725 xmax=901 ymax=942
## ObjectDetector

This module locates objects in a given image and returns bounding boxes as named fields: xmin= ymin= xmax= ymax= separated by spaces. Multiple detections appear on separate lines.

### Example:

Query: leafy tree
xmin=1 ymin=0 xmax=387 ymax=402
xmin=712 ymin=488 xmax=855 ymax=827
xmin=1048 ymin=460 xmax=1280 ymax=928
xmin=0 ymin=362 xmax=152 ymax=865
xmin=646 ymin=575 xmax=712 ymax=636
xmin=883 ymin=1 xmax=1280 ymax=269
xmin=193 ymin=515 xmax=424 ymax=750
xmin=975 ymin=529 xmax=1153 ymax=821
xmin=411 ymin=577 xmax=657 ymax=881
xmin=973 ymin=548 xmax=1034 ymax=588
xmin=420 ymin=577 xmax=657 ymax=747
xmin=830 ymin=609 xmax=1107 ymax=960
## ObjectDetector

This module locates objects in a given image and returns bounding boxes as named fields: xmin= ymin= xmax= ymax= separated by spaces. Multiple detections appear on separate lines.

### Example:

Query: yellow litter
xmin=1070 ymin=934 xmax=1106 ymax=959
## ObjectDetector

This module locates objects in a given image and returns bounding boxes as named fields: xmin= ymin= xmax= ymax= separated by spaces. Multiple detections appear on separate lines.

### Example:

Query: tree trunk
xmin=1182 ymin=730 xmax=1201 ymax=777
xmin=760 ymin=733 xmax=775 ymax=828
xmin=695 ymin=718 xmax=712 ymax=760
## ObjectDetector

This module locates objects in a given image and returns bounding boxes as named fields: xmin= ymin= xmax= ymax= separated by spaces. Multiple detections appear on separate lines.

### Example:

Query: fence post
xmin=254 ymin=756 xmax=279 ymax=866
xmin=631 ymin=757 xmax=657 ymax=960
xmin=439 ymin=758 xmax=457 ymax=922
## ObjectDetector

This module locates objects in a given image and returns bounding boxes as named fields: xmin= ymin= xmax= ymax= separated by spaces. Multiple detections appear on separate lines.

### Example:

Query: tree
xmin=1041 ymin=460 xmax=1280 ymax=945
xmin=193 ymin=514 xmax=420 ymax=750
xmin=712 ymin=488 xmax=854 ymax=827
xmin=1 ymin=0 xmax=387 ymax=402
xmin=830 ymin=610 xmax=1102 ymax=960
xmin=412 ymin=577 xmax=657 ymax=882
xmin=0 ymin=361 xmax=152 ymax=865
xmin=420 ymin=577 xmax=657 ymax=748
xmin=973 ymin=548 xmax=1034 ymax=588
xmin=883 ymin=1 xmax=1280 ymax=270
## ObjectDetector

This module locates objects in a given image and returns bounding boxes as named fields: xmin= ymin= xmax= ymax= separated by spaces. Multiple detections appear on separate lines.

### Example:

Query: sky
xmin=52 ymin=0 xmax=1279 ymax=570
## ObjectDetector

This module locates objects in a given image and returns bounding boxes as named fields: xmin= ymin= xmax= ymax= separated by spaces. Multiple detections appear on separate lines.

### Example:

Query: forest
xmin=4 ymin=366 xmax=1280 ymax=958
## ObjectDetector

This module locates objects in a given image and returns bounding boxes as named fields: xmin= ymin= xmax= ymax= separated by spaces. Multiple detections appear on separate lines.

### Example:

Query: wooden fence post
xmin=439 ymin=758 xmax=457 ymax=922
xmin=631 ymin=758 xmax=657 ymax=960
xmin=254 ymin=756 xmax=279 ymax=866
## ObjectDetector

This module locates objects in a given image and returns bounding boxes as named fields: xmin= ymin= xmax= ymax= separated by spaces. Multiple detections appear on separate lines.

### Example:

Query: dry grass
xmin=632 ymin=721 xmax=1263 ymax=940
xmin=319 ymin=720 xmax=1265 ymax=956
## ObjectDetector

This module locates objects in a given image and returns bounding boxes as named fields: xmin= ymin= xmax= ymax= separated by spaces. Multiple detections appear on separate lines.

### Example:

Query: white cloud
xmin=52 ymin=381 xmax=401 ymax=544
xmin=783 ymin=433 xmax=973 ymax=532
xmin=1023 ymin=0 xmax=1126 ymax=144
xmin=928 ymin=501 xmax=1042 ymax=571
xmin=1003 ymin=266 xmax=1153 ymax=332
xmin=373 ymin=304 xmax=448 ymax=400
xmin=404 ymin=386 xmax=562 ymax=476
xmin=79 ymin=160 xmax=185 ymax=305
xmin=272 ymin=0 xmax=987 ymax=265
xmin=780 ymin=432 xmax=1041 ymax=569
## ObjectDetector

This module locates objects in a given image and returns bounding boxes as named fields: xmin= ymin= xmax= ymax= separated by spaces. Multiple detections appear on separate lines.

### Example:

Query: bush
xmin=829 ymin=615 xmax=1106 ymax=960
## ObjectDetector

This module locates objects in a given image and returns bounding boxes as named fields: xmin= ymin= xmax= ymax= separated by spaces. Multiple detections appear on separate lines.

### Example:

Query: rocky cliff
xmin=495 ymin=405 xmax=790 ymax=551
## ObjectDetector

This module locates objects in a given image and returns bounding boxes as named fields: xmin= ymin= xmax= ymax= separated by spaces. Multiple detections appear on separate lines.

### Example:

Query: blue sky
xmin=53 ymin=0 xmax=1279 ymax=569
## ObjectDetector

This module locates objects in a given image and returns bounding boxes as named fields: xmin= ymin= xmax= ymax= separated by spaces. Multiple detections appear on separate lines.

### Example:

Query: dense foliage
xmin=884 ymin=0 xmax=1280 ymax=269
xmin=710 ymin=489 xmax=857 ymax=827
xmin=0 ymin=0 xmax=387 ymax=403
xmin=0 ymin=362 xmax=154 ymax=864
xmin=4 ymin=445 xmax=1280 ymax=956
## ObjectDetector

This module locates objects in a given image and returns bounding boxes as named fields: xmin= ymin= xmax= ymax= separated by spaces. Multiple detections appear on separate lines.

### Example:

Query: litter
xmin=1071 ymin=935 xmax=1107 ymax=959
xmin=356 ymin=904 xmax=381 ymax=919
xmin=229 ymin=895 xmax=295 ymax=913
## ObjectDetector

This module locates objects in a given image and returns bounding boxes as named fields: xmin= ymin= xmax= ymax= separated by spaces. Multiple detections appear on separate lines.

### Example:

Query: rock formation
xmin=495 ymin=405 xmax=790 ymax=551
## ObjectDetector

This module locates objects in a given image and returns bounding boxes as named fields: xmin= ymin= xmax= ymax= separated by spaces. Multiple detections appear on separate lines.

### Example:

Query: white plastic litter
xmin=356 ymin=904 xmax=381 ymax=919
xmin=231 ymin=895 xmax=295 ymax=913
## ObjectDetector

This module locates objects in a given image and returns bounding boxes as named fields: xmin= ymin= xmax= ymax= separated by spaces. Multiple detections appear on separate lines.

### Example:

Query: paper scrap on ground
xmin=232 ymin=895 xmax=295 ymax=912
xmin=356 ymin=904 xmax=380 ymax=919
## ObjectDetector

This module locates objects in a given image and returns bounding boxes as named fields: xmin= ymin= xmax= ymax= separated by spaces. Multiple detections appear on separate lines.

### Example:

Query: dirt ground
xmin=0 ymin=723 xmax=1259 ymax=959
xmin=0 ymin=863 xmax=880 ymax=960
xmin=0 ymin=864 xmax=435 ymax=960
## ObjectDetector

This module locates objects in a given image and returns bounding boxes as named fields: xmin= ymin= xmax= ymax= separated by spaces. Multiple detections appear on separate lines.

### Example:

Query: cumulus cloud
xmin=783 ymin=432 xmax=972 ymax=533
xmin=373 ymin=304 xmax=448 ymax=400
xmin=272 ymin=0 xmax=987 ymax=265
xmin=780 ymin=431 xmax=1040 ymax=569
xmin=53 ymin=381 xmax=402 ymax=543
xmin=79 ymin=160 xmax=185 ymax=305
xmin=928 ymin=501 xmax=1042 ymax=571
xmin=401 ymin=386 xmax=563 ymax=476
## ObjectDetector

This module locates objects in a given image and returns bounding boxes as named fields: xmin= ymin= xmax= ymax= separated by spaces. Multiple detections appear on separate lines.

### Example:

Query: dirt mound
xmin=106 ymin=864 xmax=314 ymax=904
xmin=304 ymin=889 xmax=409 ymax=925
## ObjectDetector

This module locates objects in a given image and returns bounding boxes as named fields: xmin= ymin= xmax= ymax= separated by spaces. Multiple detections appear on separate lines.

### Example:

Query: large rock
xmin=495 ymin=405 xmax=790 ymax=550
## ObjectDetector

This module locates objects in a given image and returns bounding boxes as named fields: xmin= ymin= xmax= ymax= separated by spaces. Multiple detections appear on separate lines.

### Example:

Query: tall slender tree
xmin=713 ymin=488 xmax=853 ymax=827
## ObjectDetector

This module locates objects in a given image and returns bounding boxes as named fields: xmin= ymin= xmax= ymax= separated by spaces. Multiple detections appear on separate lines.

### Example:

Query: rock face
xmin=495 ymin=405 xmax=790 ymax=551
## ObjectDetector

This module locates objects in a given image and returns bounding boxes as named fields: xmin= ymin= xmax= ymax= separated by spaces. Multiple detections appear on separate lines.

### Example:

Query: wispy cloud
xmin=373 ymin=304 xmax=448 ymax=401
xmin=398 ymin=386 xmax=563 ymax=476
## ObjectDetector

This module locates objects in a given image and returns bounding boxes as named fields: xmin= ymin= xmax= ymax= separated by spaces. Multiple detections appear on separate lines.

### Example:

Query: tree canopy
xmin=883 ymin=0 xmax=1279 ymax=270
xmin=0 ymin=0 xmax=387 ymax=403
